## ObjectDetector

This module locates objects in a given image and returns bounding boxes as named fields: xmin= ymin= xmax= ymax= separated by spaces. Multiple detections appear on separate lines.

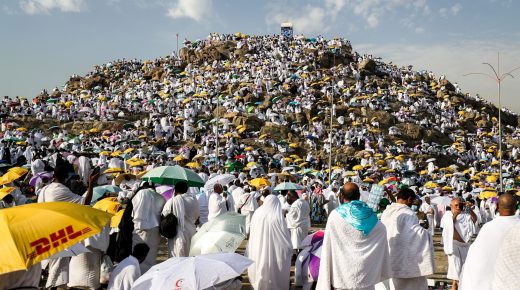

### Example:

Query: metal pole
xmin=497 ymin=52 xmax=503 ymax=192
xmin=216 ymin=95 xmax=219 ymax=163
xmin=328 ymin=51 xmax=336 ymax=185
xmin=176 ymin=33 xmax=179 ymax=57
xmin=463 ymin=53 xmax=520 ymax=193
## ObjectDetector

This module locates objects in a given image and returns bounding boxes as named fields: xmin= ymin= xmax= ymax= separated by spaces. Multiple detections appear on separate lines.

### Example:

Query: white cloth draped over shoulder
xmin=107 ymin=255 xmax=141 ymax=290
xmin=460 ymin=215 xmax=520 ymax=290
xmin=440 ymin=211 xmax=477 ymax=255
xmin=380 ymin=203 xmax=434 ymax=278
xmin=316 ymin=210 xmax=390 ymax=289
xmin=492 ymin=223 xmax=520 ymax=290
xmin=162 ymin=194 xmax=199 ymax=257
xmin=208 ymin=192 xmax=228 ymax=221
xmin=286 ymin=199 xmax=311 ymax=250
xmin=247 ymin=195 xmax=292 ymax=290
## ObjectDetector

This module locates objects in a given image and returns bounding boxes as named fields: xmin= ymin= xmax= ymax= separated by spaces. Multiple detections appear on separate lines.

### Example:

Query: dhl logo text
xmin=26 ymin=225 xmax=92 ymax=259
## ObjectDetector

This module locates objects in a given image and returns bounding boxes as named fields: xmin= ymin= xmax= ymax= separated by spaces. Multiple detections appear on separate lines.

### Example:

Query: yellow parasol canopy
xmin=0 ymin=168 xmax=29 ymax=186
xmin=352 ymin=165 xmax=364 ymax=171
xmin=110 ymin=210 xmax=125 ymax=228
xmin=424 ymin=181 xmax=439 ymax=189
xmin=249 ymin=178 xmax=271 ymax=188
xmin=186 ymin=162 xmax=201 ymax=169
xmin=103 ymin=168 xmax=124 ymax=174
xmin=173 ymin=155 xmax=186 ymax=162
xmin=0 ymin=202 xmax=111 ymax=274
xmin=93 ymin=197 xmax=121 ymax=215
xmin=126 ymin=158 xmax=146 ymax=167
xmin=123 ymin=148 xmax=135 ymax=154
xmin=0 ymin=187 xmax=16 ymax=200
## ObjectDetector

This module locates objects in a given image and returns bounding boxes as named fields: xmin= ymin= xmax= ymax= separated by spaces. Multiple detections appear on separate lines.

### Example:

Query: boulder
xmin=396 ymin=123 xmax=421 ymax=140
xmin=232 ymin=115 xmax=264 ymax=132
xmin=358 ymin=59 xmax=376 ymax=74
xmin=260 ymin=122 xmax=291 ymax=141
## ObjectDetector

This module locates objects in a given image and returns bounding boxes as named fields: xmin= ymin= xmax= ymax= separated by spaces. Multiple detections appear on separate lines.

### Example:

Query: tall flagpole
xmin=464 ymin=52 xmax=520 ymax=192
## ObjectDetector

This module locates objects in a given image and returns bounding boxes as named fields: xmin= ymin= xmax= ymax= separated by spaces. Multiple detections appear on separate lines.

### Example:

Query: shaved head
xmin=340 ymin=182 xmax=360 ymax=203
xmin=498 ymin=193 xmax=517 ymax=216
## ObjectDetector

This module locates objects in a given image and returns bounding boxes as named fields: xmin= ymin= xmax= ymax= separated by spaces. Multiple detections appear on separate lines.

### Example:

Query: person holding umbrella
xmin=161 ymin=181 xmax=200 ymax=257
xmin=36 ymin=163 xmax=100 ymax=289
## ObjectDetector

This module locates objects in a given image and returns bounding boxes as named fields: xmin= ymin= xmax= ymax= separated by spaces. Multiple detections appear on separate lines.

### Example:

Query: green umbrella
xmin=123 ymin=123 xmax=135 ymax=130
xmin=273 ymin=182 xmax=304 ymax=192
xmin=3 ymin=137 xmax=23 ymax=142
xmin=142 ymin=165 xmax=204 ymax=187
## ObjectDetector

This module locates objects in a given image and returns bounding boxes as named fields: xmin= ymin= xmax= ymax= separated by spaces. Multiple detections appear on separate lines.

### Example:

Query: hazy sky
xmin=2 ymin=0 xmax=520 ymax=112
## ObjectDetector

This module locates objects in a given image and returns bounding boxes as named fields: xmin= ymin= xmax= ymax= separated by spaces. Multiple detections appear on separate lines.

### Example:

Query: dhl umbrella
xmin=0 ymin=202 xmax=111 ymax=274
xmin=110 ymin=210 xmax=125 ymax=228
xmin=249 ymin=178 xmax=271 ymax=188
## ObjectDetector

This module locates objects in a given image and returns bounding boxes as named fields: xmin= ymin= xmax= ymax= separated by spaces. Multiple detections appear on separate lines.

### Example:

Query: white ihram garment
xmin=441 ymin=211 xmax=477 ymax=280
xmin=247 ymin=195 xmax=292 ymax=290
xmin=286 ymin=199 xmax=311 ymax=250
xmin=459 ymin=215 xmax=520 ymax=290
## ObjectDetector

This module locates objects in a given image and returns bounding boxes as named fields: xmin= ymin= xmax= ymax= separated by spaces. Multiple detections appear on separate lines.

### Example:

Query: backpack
xmin=159 ymin=201 xmax=178 ymax=239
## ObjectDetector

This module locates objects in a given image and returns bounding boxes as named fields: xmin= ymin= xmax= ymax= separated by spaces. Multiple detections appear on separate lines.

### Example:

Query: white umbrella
xmin=203 ymin=174 xmax=235 ymax=193
xmin=132 ymin=253 xmax=253 ymax=290
xmin=426 ymin=158 xmax=436 ymax=163
xmin=189 ymin=212 xmax=246 ymax=256
xmin=431 ymin=195 xmax=453 ymax=206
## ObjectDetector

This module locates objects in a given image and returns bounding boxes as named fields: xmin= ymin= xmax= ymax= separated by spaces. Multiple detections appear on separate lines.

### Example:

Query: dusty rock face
xmin=232 ymin=115 xmax=263 ymax=132
xmin=260 ymin=122 xmax=292 ymax=141
xmin=396 ymin=123 xmax=421 ymax=140
xmin=358 ymin=58 xmax=376 ymax=74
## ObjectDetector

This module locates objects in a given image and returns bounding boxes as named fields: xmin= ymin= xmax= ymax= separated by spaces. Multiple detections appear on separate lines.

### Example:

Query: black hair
xmin=397 ymin=188 xmax=416 ymax=200
xmin=174 ymin=181 xmax=188 ymax=194
xmin=132 ymin=243 xmax=150 ymax=261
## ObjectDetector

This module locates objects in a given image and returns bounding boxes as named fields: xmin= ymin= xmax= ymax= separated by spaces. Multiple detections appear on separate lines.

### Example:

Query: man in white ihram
xmin=459 ymin=193 xmax=519 ymax=290
xmin=317 ymin=183 xmax=390 ymax=290
xmin=381 ymin=188 xmax=434 ymax=290
xmin=286 ymin=191 xmax=311 ymax=251
xmin=441 ymin=198 xmax=477 ymax=290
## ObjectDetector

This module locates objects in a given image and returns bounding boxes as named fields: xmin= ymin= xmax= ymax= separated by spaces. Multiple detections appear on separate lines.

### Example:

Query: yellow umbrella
xmin=238 ymin=127 xmax=246 ymax=134
xmin=247 ymin=162 xmax=257 ymax=168
xmin=290 ymin=154 xmax=301 ymax=159
xmin=284 ymin=157 xmax=293 ymax=162
xmin=424 ymin=181 xmax=439 ymax=189
xmin=363 ymin=178 xmax=375 ymax=183
xmin=93 ymin=197 xmax=121 ymax=215
xmin=123 ymin=148 xmax=135 ymax=154
xmin=289 ymin=143 xmax=298 ymax=149
xmin=103 ymin=168 xmax=124 ymax=174
xmin=0 ymin=202 xmax=111 ymax=274
xmin=186 ymin=162 xmax=201 ymax=169
xmin=111 ymin=151 xmax=122 ymax=157
xmin=99 ymin=151 xmax=111 ymax=156
xmin=0 ymin=187 xmax=16 ymax=200
xmin=173 ymin=155 xmax=186 ymax=162
xmin=486 ymin=175 xmax=498 ymax=183
xmin=244 ymin=146 xmax=254 ymax=151
xmin=479 ymin=190 xmax=498 ymax=199
xmin=259 ymin=134 xmax=268 ymax=139
xmin=249 ymin=178 xmax=271 ymax=188
xmin=110 ymin=210 xmax=125 ymax=228
xmin=126 ymin=158 xmax=146 ymax=167
xmin=0 ymin=168 xmax=29 ymax=186
xmin=16 ymin=127 xmax=27 ymax=132
xmin=352 ymin=165 xmax=364 ymax=171
xmin=89 ymin=128 xmax=100 ymax=133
